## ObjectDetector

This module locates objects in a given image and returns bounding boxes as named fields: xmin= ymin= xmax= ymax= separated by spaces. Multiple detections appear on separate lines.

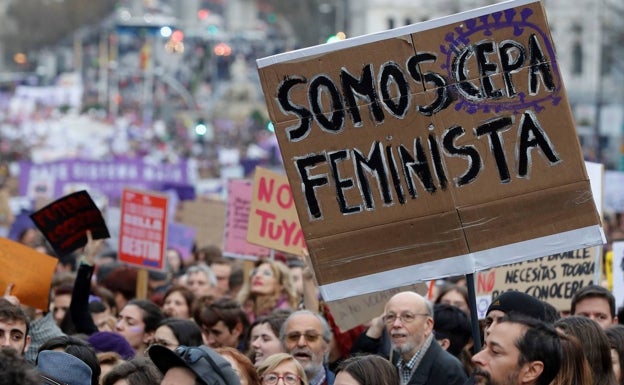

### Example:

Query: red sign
xmin=118 ymin=189 xmax=168 ymax=270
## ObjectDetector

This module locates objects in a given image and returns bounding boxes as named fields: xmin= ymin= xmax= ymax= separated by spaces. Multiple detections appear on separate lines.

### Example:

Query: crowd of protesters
xmin=1 ymin=225 xmax=624 ymax=385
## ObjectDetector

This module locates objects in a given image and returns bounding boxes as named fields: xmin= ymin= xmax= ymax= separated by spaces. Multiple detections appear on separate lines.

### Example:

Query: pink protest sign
xmin=223 ymin=179 xmax=271 ymax=259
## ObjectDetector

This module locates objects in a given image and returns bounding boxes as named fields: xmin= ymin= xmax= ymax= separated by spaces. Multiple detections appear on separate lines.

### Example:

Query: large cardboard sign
xmin=248 ymin=167 xmax=306 ymax=254
xmin=30 ymin=190 xmax=110 ymax=256
xmin=257 ymin=0 xmax=604 ymax=302
xmin=0 ymin=237 xmax=58 ymax=310
xmin=224 ymin=179 xmax=271 ymax=259
xmin=118 ymin=189 xmax=168 ymax=270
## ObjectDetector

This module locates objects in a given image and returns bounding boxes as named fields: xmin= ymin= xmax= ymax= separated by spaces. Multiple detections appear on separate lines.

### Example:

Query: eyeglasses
xmin=383 ymin=312 xmax=430 ymax=325
xmin=251 ymin=268 xmax=274 ymax=278
xmin=286 ymin=331 xmax=322 ymax=343
xmin=262 ymin=373 xmax=301 ymax=385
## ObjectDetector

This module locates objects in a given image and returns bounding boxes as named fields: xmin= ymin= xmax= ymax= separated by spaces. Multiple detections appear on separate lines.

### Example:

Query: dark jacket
xmin=391 ymin=340 xmax=467 ymax=385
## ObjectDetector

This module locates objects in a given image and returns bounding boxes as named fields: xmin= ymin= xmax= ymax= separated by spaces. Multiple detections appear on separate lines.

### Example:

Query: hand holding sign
xmin=3 ymin=283 xmax=19 ymax=306
xmin=81 ymin=230 xmax=105 ymax=266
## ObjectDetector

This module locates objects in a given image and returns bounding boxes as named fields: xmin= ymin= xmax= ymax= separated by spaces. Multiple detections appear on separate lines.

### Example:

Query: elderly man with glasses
xmin=360 ymin=291 xmax=467 ymax=385
xmin=280 ymin=310 xmax=334 ymax=385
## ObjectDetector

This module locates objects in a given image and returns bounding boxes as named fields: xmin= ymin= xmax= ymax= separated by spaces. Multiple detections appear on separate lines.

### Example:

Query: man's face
xmin=472 ymin=322 xmax=527 ymax=385
xmin=187 ymin=271 xmax=215 ymax=298
xmin=384 ymin=292 xmax=433 ymax=359
xmin=210 ymin=263 xmax=232 ymax=296
xmin=0 ymin=318 xmax=30 ymax=354
xmin=283 ymin=313 xmax=329 ymax=378
xmin=485 ymin=310 xmax=506 ymax=336
xmin=52 ymin=294 xmax=71 ymax=326
xmin=201 ymin=320 xmax=241 ymax=349
xmin=573 ymin=297 xmax=617 ymax=329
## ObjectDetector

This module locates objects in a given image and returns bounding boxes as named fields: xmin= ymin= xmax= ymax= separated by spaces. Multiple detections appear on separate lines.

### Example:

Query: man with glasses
xmin=367 ymin=291 xmax=466 ymax=385
xmin=280 ymin=310 xmax=334 ymax=385
xmin=148 ymin=344 xmax=241 ymax=385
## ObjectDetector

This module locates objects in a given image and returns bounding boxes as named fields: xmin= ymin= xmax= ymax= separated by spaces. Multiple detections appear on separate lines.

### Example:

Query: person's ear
xmin=437 ymin=338 xmax=451 ymax=351
xmin=23 ymin=335 xmax=31 ymax=355
xmin=520 ymin=361 xmax=544 ymax=384
xmin=232 ymin=322 xmax=243 ymax=339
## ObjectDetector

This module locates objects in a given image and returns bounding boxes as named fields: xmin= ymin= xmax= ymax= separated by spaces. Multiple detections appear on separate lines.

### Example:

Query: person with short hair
xmin=571 ymin=284 xmax=618 ymax=329
xmin=101 ymin=357 xmax=163 ymax=385
xmin=148 ymin=344 xmax=241 ymax=385
xmin=0 ymin=298 xmax=31 ymax=355
xmin=381 ymin=291 xmax=466 ymax=385
xmin=485 ymin=291 xmax=547 ymax=335
xmin=472 ymin=313 xmax=562 ymax=385
xmin=186 ymin=263 xmax=219 ymax=298
xmin=152 ymin=318 xmax=203 ymax=351
xmin=280 ymin=310 xmax=334 ymax=385
xmin=257 ymin=353 xmax=309 ymax=385
xmin=248 ymin=312 xmax=290 ymax=365
xmin=211 ymin=257 xmax=235 ymax=297
xmin=193 ymin=297 xmax=249 ymax=351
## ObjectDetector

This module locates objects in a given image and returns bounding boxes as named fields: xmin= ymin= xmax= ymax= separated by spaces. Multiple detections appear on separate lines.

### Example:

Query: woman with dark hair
xmin=335 ymin=354 xmax=399 ymax=385
xmin=101 ymin=357 xmax=162 ymax=385
xmin=115 ymin=299 xmax=164 ymax=356
xmin=161 ymin=285 xmax=195 ymax=319
xmin=216 ymin=347 xmax=261 ymax=385
xmin=550 ymin=331 xmax=594 ymax=385
xmin=606 ymin=325 xmax=624 ymax=385
xmin=434 ymin=284 xmax=470 ymax=315
xmin=152 ymin=318 xmax=203 ymax=351
xmin=248 ymin=311 xmax=290 ymax=365
xmin=556 ymin=316 xmax=617 ymax=385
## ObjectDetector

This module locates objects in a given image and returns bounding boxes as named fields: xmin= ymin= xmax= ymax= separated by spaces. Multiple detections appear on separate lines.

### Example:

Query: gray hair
xmin=279 ymin=310 xmax=332 ymax=344
xmin=186 ymin=263 xmax=217 ymax=287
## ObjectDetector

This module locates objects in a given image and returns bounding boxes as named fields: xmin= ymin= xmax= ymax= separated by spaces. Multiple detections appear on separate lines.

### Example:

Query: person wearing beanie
xmin=87 ymin=331 xmax=135 ymax=360
xmin=485 ymin=291 xmax=547 ymax=335
xmin=37 ymin=350 xmax=93 ymax=385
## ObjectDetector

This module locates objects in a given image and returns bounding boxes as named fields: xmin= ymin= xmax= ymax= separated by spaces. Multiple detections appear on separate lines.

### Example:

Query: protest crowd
xmin=0 ymin=220 xmax=623 ymax=385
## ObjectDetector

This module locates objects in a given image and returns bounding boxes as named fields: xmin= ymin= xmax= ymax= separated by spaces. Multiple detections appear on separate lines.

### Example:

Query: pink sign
xmin=224 ymin=179 xmax=271 ymax=259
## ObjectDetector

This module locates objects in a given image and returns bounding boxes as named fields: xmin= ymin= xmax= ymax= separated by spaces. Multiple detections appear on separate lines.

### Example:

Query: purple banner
xmin=19 ymin=159 xmax=190 ymax=203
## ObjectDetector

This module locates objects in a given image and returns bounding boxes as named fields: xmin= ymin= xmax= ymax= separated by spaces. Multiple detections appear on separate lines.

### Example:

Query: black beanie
xmin=487 ymin=291 xmax=547 ymax=321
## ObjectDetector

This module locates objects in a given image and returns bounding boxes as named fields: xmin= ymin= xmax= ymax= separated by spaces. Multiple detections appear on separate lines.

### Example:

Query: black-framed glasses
xmin=262 ymin=373 xmax=301 ymax=385
xmin=383 ymin=312 xmax=430 ymax=325
xmin=286 ymin=331 xmax=322 ymax=343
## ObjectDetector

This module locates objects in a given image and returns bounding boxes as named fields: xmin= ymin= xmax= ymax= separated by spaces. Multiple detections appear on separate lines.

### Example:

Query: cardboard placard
xmin=0 ymin=237 xmax=58 ymax=310
xmin=257 ymin=0 xmax=604 ymax=302
xmin=326 ymin=283 xmax=428 ymax=332
xmin=476 ymin=247 xmax=598 ymax=312
xmin=223 ymin=179 xmax=271 ymax=259
xmin=248 ymin=167 xmax=306 ymax=254
xmin=30 ymin=190 xmax=110 ymax=256
xmin=175 ymin=199 xmax=226 ymax=250
xmin=118 ymin=189 xmax=168 ymax=270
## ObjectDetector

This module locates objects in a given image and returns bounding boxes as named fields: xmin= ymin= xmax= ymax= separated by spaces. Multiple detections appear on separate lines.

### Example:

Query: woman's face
xmin=263 ymin=361 xmax=302 ymax=385
xmin=250 ymin=322 xmax=283 ymax=365
xmin=440 ymin=289 xmax=470 ymax=314
xmin=163 ymin=291 xmax=190 ymax=318
xmin=251 ymin=263 xmax=279 ymax=295
xmin=612 ymin=348 xmax=621 ymax=381
xmin=335 ymin=371 xmax=360 ymax=385
xmin=153 ymin=325 xmax=180 ymax=351
xmin=115 ymin=304 xmax=147 ymax=351
xmin=167 ymin=249 xmax=182 ymax=272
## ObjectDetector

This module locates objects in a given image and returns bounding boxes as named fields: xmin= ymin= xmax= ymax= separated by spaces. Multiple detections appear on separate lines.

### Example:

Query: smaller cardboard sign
xmin=30 ymin=190 xmax=110 ymax=256
xmin=325 ymin=283 xmax=428 ymax=332
xmin=118 ymin=189 xmax=168 ymax=270
xmin=224 ymin=179 xmax=271 ymax=259
xmin=167 ymin=222 xmax=196 ymax=261
xmin=248 ymin=167 xmax=306 ymax=255
xmin=475 ymin=247 xmax=597 ymax=312
xmin=0 ymin=237 xmax=58 ymax=310
xmin=176 ymin=199 xmax=226 ymax=250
